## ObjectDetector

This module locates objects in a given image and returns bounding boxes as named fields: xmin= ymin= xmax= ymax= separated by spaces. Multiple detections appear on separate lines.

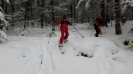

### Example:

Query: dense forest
xmin=0 ymin=0 xmax=133 ymax=35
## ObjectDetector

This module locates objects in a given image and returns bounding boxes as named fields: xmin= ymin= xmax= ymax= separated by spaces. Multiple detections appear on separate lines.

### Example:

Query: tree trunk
xmin=81 ymin=12 xmax=83 ymax=23
xmin=70 ymin=2 xmax=73 ymax=18
xmin=41 ymin=0 xmax=45 ymax=28
xmin=73 ymin=0 xmax=76 ymax=22
xmin=12 ymin=4 xmax=15 ymax=27
xmin=51 ymin=0 xmax=55 ymax=31
xmin=115 ymin=0 xmax=122 ymax=35
xmin=1 ymin=0 xmax=5 ymax=12
xmin=81 ymin=9 xmax=85 ymax=23
xmin=24 ymin=4 xmax=27 ymax=20
xmin=25 ymin=1 xmax=29 ymax=21
xmin=101 ymin=0 xmax=106 ymax=26
xmin=5 ymin=6 xmax=8 ymax=14
xmin=106 ymin=0 xmax=108 ymax=27
xmin=132 ymin=7 xmax=133 ymax=20
xmin=24 ymin=1 xmax=30 ymax=28
xmin=30 ymin=0 xmax=33 ymax=20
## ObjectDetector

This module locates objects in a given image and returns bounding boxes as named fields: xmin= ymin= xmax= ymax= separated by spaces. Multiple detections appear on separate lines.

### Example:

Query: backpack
xmin=61 ymin=19 xmax=70 ymax=25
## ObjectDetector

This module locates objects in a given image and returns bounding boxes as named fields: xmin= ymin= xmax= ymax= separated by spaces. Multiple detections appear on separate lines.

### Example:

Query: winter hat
xmin=63 ymin=15 xmax=67 ymax=19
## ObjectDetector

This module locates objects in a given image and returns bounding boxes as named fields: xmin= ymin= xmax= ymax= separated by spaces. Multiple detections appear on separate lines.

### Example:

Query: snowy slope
xmin=0 ymin=21 xmax=133 ymax=74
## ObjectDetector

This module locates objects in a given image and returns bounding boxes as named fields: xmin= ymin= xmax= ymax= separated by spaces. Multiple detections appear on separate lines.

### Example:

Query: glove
xmin=68 ymin=22 xmax=72 ymax=26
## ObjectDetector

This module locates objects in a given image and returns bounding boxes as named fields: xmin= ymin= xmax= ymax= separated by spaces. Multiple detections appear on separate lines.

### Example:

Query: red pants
xmin=59 ymin=30 xmax=69 ymax=44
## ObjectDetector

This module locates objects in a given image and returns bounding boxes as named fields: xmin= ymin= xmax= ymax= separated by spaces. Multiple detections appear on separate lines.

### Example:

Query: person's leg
xmin=94 ymin=26 xmax=97 ymax=37
xmin=95 ymin=26 xmax=100 ymax=37
xmin=59 ymin=30 xmax=64 ymax=45
xmin=64 ymin=30 xmax=69 ymax=40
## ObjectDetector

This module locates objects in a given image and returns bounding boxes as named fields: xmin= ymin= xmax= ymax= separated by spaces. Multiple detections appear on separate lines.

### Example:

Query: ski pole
xmin=47 ymin=31 xmax=57 ymax=43
xmin=48 ymin=36 xmax=51 ymax=43
xmin=72 ymin=25 xmax=84 ymax=38
xmin=90 ymin=29 xmax=94 ymax=37
xmin=102 ymin=26 xmax=107 ymax=35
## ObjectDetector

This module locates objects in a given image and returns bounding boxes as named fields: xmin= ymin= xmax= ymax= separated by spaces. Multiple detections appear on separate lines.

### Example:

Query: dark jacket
xmin=96 ymin=18 xmax=103 ymax=25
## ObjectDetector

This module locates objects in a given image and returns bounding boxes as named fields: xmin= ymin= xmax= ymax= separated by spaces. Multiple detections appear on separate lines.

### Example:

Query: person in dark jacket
xmin=93 ymin=19 xmax=100 ymax=37
xmin=93 ymin=15 xmax=103 ymax=37
xmin=56 ymin=15 xmax=72 ymax=47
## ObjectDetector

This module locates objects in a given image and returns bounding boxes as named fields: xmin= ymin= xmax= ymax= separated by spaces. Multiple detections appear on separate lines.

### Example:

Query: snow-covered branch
xmin=121 ymin=0 xmax=133 ymax=14
xmin=85 ymin=0 xmax=91 ymax=9
xmin=121 ymin=5 xmax=127 ymax=14
xmin=5 ymin=0 xmax=10 ymax=4
xmin=0 ymin=11 xmax=9 ymax=27
xmin=0 ymin=6 xmax=4 ymax=13
xmin=76 ymin=0 xmax=91 ymax=9
xmin=76 ymin=0 xmax=84 ymax=9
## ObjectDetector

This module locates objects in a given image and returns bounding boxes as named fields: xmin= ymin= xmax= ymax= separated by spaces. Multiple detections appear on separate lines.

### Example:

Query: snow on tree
xmin=121 ymin=0 xmax=133 ymax=14
xmin=85 ymin=0 xmax=91 ymax=9
xmin=0 ymin=0 xmax=10 ymax=43
xmin=76 ymin=0 xmax=84 ymax=9
xmin=0 ymin=7 xmax=9 ymax=27
xmin=121 ymin=4 xmax=127 ymax=14
xmin=76 ymin=0 xmax=91 ymax=9
xmin=4 ymin=0 xmax=9 ymax=4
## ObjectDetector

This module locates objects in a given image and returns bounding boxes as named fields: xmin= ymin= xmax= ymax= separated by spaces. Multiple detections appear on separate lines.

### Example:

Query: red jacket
xmin=56 ymin=19 xmax=72 ymax=31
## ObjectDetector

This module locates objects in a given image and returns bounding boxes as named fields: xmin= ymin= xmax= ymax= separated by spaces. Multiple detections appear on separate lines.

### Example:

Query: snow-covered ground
xmin=0 ymin=21 xmax=133 ymax=74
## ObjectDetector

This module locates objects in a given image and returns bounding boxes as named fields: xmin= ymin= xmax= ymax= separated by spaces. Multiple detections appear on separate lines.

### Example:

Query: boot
xmin=59 ymin=43 xmax=63 ymax=47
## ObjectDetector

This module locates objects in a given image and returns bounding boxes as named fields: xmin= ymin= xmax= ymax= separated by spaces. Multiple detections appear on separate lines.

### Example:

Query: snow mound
xmin=0 ymin=26 xmax=133 ymax=74
xmin=72 ymin=37 xmax=119 ymax=58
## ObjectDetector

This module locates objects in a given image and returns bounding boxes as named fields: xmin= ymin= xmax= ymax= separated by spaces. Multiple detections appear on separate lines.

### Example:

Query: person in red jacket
xmin=56 ymin=15 xmax=72 ymax=47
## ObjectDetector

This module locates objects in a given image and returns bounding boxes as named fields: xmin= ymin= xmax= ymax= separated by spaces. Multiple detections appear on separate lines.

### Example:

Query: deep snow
xmin=0 ymin=21 xmax=133 ymax=74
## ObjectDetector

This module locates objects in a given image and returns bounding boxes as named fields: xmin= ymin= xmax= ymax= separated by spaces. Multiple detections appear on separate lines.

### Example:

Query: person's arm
xmin=56 ymin=20 xmax=61 ymax=25
xmin=69 ymin=23 xmax=72 ymax=26
xmin=67 ymin=21 xmax=72 ymax=26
